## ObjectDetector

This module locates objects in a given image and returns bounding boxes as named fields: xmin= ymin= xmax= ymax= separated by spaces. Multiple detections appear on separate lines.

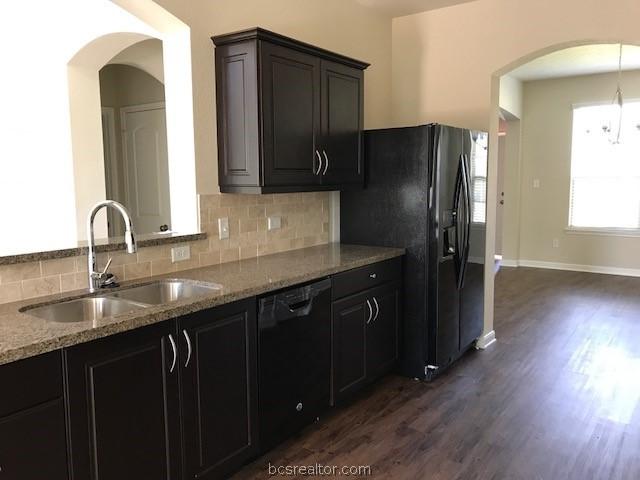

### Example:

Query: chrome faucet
xmin=87 ymin=200 xmax=137 ymax=292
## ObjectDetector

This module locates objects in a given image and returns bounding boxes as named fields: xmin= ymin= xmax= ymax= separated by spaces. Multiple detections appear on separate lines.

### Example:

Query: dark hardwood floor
xmin=234 ymin=267 xmax=640 ymax=479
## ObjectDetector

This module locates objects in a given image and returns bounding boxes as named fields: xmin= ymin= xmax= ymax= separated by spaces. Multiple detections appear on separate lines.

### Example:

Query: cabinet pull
xmin=183 ymin=329 xmax=192 ymax=368
xmin=373 ymin=297 xmax=380 ymax=321
xmin=369 ymin=273 xmax=377 ymax=279
xmin=168 ymin=334 xmax=177 ymax=373
xmin=366 ymin=299 xmax=373 ymax=324
xmin=322 ymin=150 xmax=329 ymax=175
xmin=314 ymin=150 xmax=323 ymax=175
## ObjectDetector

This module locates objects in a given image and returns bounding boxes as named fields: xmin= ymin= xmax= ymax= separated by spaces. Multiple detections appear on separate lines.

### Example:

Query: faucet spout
xmin=87 ymin=200 xmax=137 ymax=292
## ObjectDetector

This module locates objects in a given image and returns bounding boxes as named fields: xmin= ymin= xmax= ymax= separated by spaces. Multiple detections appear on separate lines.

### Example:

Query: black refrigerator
xmin=341 ymin=124 xmax=488 ymax=380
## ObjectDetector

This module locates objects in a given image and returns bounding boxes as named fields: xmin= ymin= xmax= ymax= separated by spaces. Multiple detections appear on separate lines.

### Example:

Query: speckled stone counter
xmin=0 ymin=231 xmax=206 ymax=265
xmin=0 ymin=244 xmax=404 ymax=366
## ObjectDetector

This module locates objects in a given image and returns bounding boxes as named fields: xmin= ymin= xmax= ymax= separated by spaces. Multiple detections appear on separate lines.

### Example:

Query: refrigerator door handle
xmin=458 ymin=154 xmax=472 ymax=289
xmin=452 ymin=154 xmax=464 ymax=285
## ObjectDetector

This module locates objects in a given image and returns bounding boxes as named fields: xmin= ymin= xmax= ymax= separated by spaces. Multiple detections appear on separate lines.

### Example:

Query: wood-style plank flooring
xmin=233 ymin=267 xmax=640 ymax=479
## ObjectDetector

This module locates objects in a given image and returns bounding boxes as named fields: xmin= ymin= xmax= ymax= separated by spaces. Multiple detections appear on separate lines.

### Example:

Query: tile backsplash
xmin=0 ymin=193 xmax=330 ymax=305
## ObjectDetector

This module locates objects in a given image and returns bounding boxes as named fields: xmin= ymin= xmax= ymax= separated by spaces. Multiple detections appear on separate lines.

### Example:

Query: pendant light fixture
xmin=603 ymin=44 xmax=624 ymax=144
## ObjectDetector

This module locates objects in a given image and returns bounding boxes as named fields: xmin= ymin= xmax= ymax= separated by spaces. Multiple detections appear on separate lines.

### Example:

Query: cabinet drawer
xmin=332 ymin=257 xmax=401 ymax=300
xmin=0 ymin=351 xmax=62 ymax=417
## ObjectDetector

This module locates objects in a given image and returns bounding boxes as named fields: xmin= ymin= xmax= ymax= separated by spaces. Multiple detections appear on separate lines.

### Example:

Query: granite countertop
xmin=0 ymin=244 xmax=404 ymax=366
xmin=0 ymin=231 xmax=206 ymax=266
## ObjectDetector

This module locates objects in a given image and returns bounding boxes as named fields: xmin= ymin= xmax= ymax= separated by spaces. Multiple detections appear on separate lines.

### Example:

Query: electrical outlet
xmin=268 ymin=216 xmax=282 ymax=231
xmin=533 ymin=179 xmax=541 ymax=189
xmin=171 ymin=245 xmax=191 ymax=262
xmin=218 ymin=217 xmax=229 ymax=239
xmin=552 ymin=238 xmax=559 ymax=248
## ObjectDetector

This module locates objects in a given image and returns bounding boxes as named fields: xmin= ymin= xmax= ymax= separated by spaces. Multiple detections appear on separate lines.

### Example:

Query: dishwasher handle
xmin=259 ymin=278 xmax=331 ymax=327
xmin=286 ymin=298 xmax=313 ymax=314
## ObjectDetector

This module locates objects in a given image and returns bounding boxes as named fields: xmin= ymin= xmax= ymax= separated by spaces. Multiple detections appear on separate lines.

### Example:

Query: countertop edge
xmin=0 ymin=247 xmax=404 ymax=366
xmin=0 ymin=232 xmax=207 ymax=266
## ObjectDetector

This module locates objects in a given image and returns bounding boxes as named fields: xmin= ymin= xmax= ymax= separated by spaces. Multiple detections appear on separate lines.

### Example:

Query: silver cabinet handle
xmin=168 ymin=334 xmax=177 ymax=373
xmin=183 ymin=329 xmax=192 ymax=368
xmin=373 ymin=297 xmax=380 ymax=321
xmin=322 ymin=150 xmax=329 ymax=175
xmin=366 ymin=299 xmax=373 ymax=324
xmin=369 ymin=273 xmax=377 ymax=279
xmin=314 ymin=150 xmax=323 ymax=175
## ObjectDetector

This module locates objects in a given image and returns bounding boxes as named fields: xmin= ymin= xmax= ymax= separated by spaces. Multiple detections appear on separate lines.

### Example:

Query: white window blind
xmin=569 ymin=102 xmax=640 ymax=230
xmin=470 ymin=133 xmax=488 ymax=224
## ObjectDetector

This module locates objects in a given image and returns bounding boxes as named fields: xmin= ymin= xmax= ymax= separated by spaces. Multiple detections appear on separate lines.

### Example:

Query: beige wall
xmin=0 ymin=192 xmax=330 ymax=305
xmin=154 ymin=0 xmax=392 ymax=194
xmin=506 ymin=70 xmax=640 ymax=270
xmin=391 ymin=0 xmax=640 ymax=337
xmin=499 ymin=75 xmax=523 ymax=119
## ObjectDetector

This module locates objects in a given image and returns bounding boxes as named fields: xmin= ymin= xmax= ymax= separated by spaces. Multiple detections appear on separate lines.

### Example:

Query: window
xmin=569 ymin=102 xmax=640 ymax=231
xmin=469 ymin=132 xmax=488 ymax=224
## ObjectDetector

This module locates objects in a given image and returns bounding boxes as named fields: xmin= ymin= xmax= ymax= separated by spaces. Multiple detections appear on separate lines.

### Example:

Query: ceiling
xmin=356 ymin=0 xmax=477 ymax=17
xmin=509 ymin=44 xmax=640 ymax=81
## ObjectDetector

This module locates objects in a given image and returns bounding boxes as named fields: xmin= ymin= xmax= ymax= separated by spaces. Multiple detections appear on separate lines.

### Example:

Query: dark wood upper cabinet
xmin=179 ymin=298 xmax=258 ymax=480
xmin=320 ymin=60 xmax=364 ymax=186
xmin=64 ymin=322 xmax=181 ymax=480
xmin=260 ymin=42 xmax=321 ymax=188
xmin=212 ymin=28 xmax=369 ymax=194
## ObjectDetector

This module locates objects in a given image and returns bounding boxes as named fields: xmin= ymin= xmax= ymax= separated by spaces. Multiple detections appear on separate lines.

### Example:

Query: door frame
xmin=101 ymin=107 xmax=121 ymax=236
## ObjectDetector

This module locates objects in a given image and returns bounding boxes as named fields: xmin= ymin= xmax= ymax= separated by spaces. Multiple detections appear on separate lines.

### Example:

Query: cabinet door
xmin=320 ymin=60 xmax=364 ymax=186
xmin=332 ymin=292 xmax=368 ymax=403
xmin=215 ymin=40 xmax=260 ymax=189
xmin=0 ymin=399 xmax=68 ymax=480
xmin=65 ymin=322 xmax=181 ymax=480
xmin=366 ymin=283 xmax=400 ymax=380
xmin=261 ymin=42 xmax=321 ymax=187
xmin=179 ymin=298 xmax=258 ymax=480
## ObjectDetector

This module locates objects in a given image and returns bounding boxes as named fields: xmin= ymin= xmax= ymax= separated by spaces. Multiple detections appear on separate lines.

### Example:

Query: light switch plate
xmin=171 ymin=245 xmax=191 ymax=262
xmin=268 ymin=216 xmax=282 ymax=231
xmin=533 ymin=179 xmax=540 ymax=188
xmin=218 ymin=217 xmax=230 ymax=239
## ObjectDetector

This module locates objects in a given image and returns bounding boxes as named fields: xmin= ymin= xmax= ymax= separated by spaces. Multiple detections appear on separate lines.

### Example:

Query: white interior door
xmin=495 ymin=127 xmax=506 ymax=257
xmin=121 ymin=103 xmax=171 ymax=234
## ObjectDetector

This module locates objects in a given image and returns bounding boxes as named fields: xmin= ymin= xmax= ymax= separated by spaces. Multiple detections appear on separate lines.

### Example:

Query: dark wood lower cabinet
xmin=0 ymin=398 xmax=68 ymax=480
xmin=64 ymin=322 xmax=181 ymax=480
xmin=366 ymin=283 xmax=400 ymax=380
xmin=179 ymin=298 xmax=258 ymax=480
xmin=0 ymin=351 xmax=68 ymax=480
xmin=332 ymin=281 xmax=401 ymax=404
xmin=332 ymin=292 xmax=368 ymax=401
xmin=3 ymin=262 xmax=402 ymax=480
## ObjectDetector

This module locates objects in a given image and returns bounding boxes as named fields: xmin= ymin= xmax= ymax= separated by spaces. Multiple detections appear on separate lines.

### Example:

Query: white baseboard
xmin=514 ymin=259 xmax=640 ymax=278
xmin=500 ymin=258 xmax=520 ymax=267
xmin=475 ymin=330 xmax=496 ymax=350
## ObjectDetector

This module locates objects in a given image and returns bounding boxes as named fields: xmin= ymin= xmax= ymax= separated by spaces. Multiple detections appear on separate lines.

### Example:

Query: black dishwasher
xmin=258 ymin=278 xmax=332 ymax=451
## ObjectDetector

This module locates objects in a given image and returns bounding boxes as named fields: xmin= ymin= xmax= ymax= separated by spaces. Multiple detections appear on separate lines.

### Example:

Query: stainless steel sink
xmin=107 ymin=280 xmax=221 ymax=305
xmin=22 ymin=297 xmax=148 ymax=323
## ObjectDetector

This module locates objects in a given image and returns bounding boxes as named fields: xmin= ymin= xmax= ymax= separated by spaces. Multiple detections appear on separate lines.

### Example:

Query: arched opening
xmin=67 ymin=1 xmax=198 ymax=241
xmin=486 ymin=40 xmax=640 ymax=345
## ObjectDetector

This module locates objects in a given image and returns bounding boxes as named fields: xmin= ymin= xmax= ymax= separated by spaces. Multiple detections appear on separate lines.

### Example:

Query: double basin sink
xmin=21 ymin=280 xmax=222 ymax=323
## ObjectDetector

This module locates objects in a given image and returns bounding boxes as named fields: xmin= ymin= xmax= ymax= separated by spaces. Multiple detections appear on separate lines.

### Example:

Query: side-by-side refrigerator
xmin=341 ymin=124 xmax=488 ymax=380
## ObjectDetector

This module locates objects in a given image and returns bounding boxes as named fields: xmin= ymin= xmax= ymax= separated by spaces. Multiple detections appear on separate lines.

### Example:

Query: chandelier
xmin=602 ymin=44 xmax=624 ymax=144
